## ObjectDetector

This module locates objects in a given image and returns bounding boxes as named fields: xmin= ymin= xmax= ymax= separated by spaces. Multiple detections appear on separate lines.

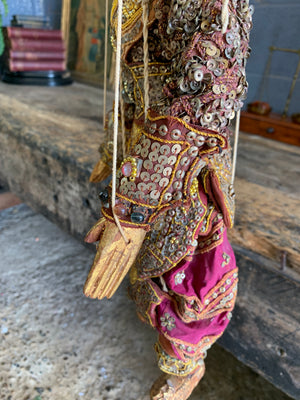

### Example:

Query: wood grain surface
xmin=241 ymin=111 xmax=300 ymax=147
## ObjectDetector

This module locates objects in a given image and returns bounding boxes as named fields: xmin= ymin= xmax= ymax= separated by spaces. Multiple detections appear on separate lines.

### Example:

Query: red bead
xmin=121 ymin=162 xmax=132 ymax=177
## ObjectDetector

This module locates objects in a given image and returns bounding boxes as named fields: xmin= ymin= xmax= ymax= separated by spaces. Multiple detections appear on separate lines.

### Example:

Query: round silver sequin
xmin=194 ymin=69 xmax=204 ymax=82
xmin=176 ymin=170 xmax=185 ymax=179
xmin=214 ymin=68 xmax=223 ymax=77
xmin=137 ymin=182 xmax=147 ymax=191
xmin=225 ymin=47 xmax=233 ymax=59
xmin=151 ymin=173 xmax=161 ymax=183
xmin=154 ymin=164 xmax=164 ymax=173
xmin=158 ymin=155 xmax=168 ymax=165
xmin=220 ymin=84 xmax=228 ymax=94
xmin=188 ymin=146 xmax=199 ymax=156
xmin=163 ymin=167 xmax=172 ymax=177
xmin=135 ymin=191 xmax=144 ymax=199
xmin=144 ymin=160 xmax=153 ymax=170
xmin=134 ymin=144 xmax=142 ymax=155
xmin=207 ymin=137 xmax=218 ymax=147
xmin=183 ymin=115 xmax=191 ymax=123
xmin=159 ymin=177 xmax=169 ymax=188
xmin=164 ymin=192 xmax=172 ymax=201
xmin=173 ymin=181 xmax=183 ymax=190
xmin=212 ymin=84 xmax=221 ymax=94
xmin=226 ymin=32 xmax=234 ymax=45
xmin=159 ymin=124 xmax=168 ymax=136
xmin=173 ymin=191 xmax=182 ymax=200
xmin=207 ymin=59 xmax=218 ymax=71
xmin=141 ymin=148 xmax=149 ymax=158
xmin=140 ymin=171 xmax=150 ymax=182
xmin=225 ymin=99 xmax=234 ymax=110
xmin=160 ymin=145 xmax=170 ymax=155
xmin=149 ymin=123 xmax=157 ymax=135
xmin=172 ymin=144 xmax=182 ymax=154
xmin=195 ymin=135 xmax=205 ymax=146
xmin=151 ymin=142 xmax=160 ymax=151
xmin=203 ymin=113 xmax=213 ymax=123
xmin=142 ymin=138 xmax=151 ymax=148
xmin=128 ymin=182 xmax=136 ymax=190
xmin=120 ymin=177 xmax=128 ymax=185
xmin=180 ymin=157 xmax=190 ymax=166
xmin=150 ymin=190 xmax=160 ymax=200
xmin=147 ymin=182 xmax=156 ymax=191
xmin=149 ymin=151 xmax=158 ymax=162
xmin=168 ymin=155 xmax=177 ymax=165
xmin=187 ymin=131 xmax=196 ymax=141
xmin=119 ymin=185 xmax=128 ymax=194
xmin=171 ymin=129 xmax=181 ymax=140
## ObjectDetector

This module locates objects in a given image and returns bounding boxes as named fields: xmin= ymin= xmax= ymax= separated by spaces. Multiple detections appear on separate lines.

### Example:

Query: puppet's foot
xmin=150 ymin=362 xmax=205 ymax=400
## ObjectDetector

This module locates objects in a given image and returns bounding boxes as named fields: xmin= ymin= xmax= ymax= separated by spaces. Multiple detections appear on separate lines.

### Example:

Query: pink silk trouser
xmin=129 ymin=228 xmax=237 ymax=376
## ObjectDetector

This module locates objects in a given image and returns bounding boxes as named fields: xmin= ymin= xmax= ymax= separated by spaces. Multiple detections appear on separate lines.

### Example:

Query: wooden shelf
xmin=241 ymin=111 xmax=300 ymax=147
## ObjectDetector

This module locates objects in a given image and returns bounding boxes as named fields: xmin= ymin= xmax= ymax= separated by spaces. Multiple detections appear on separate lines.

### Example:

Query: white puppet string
xmin=103 ymin=0 xmax=109 ymax=130
xmin=221 ymin=0 xmax=240 ymax=186
xmin=142 ymin=0 xmax=150 ymax=118
xmin=231 ymin=109 xmax=241 ymax=185
xmin=110 ymin=0 xmax=149 ymax=244
xmin=120 ymin=89 xmax=126 ymax=158
xmin=221 ymin=0 xmax=229 ymax=34
xmin=112 ymin=0 xmax=129 ymax=244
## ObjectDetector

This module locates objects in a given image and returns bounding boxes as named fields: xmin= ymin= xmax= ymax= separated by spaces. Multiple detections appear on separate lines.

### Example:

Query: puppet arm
xmin=83 ymin=0 xmax=252 ymax=299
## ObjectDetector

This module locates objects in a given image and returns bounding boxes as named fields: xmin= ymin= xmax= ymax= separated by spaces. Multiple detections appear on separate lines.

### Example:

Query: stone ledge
xmin=0 ymin=203 xmax=292 ymax=400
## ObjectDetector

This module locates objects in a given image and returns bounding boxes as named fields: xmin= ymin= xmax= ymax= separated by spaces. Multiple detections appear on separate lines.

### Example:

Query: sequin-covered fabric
xmin=103 ymin=0 xmax=252 ymax=376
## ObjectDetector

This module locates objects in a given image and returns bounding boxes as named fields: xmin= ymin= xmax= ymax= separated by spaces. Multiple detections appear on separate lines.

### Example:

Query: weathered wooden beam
xmin=230 ymin=178 xmax=300 ymax=278
xmin=0 ymin=84 xmax=108 ymax=239
xmin=220 ymin=245 xmax=300 ymax=399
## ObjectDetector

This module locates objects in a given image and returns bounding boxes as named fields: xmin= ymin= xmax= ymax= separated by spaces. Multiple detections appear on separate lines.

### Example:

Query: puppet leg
xmin=150 ymin=362 xmax=205 ymax=400
xmin=129 ymin=228 xmax=237 ymax=399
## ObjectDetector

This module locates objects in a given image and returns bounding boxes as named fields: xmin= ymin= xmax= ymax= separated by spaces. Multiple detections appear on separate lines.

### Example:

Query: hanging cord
xmin=221 ymin=0 xmax=229 ymax=34
xmin=103 ymin=0 xmax=109 ymax=130
xmin=120 ymin=88 xmax=127 ymax=158
xmin=231 ymin=109 xmax=240 ymax=185
xmin=142 ymin=0 xmax=150 ymax=119
xmin=222 ymin=0 xmax=238 ymax=185
xmin=112 ymin=0 xmax=129 ymax=244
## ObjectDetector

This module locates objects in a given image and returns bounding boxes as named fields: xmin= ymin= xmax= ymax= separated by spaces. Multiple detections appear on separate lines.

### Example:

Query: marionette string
xmin=221 ymin=0 xmax=239 ymax=185
xmin=221 ymin=0 xmax=229 ymax=34
xmin=110 ymin=0 xmax=149 ymax=243
xmin=112 ymin=0 xmax=129 ymax=244
xmin=103 ymin=0 xmax=109 ymax=130
xmin=142 ymin=0 xmax=150 ymax=118
xmin=120 ymin=90 xmax=126 ymax=158
xmin=231 ymin=109 xmax=240 ymax=185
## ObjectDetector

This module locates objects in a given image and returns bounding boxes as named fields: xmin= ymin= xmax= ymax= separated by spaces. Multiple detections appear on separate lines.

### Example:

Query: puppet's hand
xmin=83 ymin=219 xmax=146 ymax=299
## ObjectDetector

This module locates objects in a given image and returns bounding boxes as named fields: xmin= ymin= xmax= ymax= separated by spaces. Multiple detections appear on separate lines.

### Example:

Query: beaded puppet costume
xmin=84 ymin=0 xmax=252 ymax=398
